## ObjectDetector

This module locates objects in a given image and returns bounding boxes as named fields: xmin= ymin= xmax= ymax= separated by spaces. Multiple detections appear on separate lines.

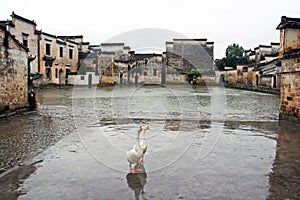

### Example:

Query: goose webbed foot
xmin=136 ymin=166 xmax=143 ymax=172
xmin=129 ymin=164 xmax=134 ymax=173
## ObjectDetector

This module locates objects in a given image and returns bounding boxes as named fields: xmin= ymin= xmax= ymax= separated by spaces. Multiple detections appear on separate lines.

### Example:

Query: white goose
xmin=139 ymin=125 xmax=149 ymax=163
xmin=126 ymin=125 xmax=143 ymax=173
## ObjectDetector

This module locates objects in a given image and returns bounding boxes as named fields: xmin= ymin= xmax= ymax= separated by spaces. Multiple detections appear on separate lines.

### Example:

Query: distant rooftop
xmin=173 ymin=38 xmax=208 ymax=42
xmin=101 ymin=43 xmax=125 ymax=46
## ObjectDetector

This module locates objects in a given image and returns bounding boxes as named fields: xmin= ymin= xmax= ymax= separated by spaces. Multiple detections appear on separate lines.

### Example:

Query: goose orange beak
xmin=139 ymin=125 xmax=143 ymax=130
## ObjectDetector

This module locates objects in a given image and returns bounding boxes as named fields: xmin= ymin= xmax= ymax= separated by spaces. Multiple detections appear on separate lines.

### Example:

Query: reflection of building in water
xmin=268 ymin=122 xmax=300 ymax=200
xmin=126 ymin=163 xmax=147 ymax=200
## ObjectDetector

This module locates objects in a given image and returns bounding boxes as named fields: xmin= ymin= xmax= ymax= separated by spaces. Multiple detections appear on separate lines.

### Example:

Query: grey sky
xmin=1 ymin=0 xmax=299 ymax=59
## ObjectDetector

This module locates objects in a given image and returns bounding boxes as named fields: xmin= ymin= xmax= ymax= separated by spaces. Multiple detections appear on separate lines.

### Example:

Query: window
xmin=144 ymin=71 xmax=148 ymax=76
xmin=46 ymin=43 xmax=51 ymax=55
xmin=153 ymin=69 xmax=157 ymax=76
xmin=22 ymin=33 xmax=28 ymax=48
xmin=81 ymin=76 xmax=85 ymax=80
xmin=55 ymin=68 xmax=58 ymax=78
xmin=69 ymin=49 xmax=73 ymax=59
xmin=59 ymin=47 xmax=63 ymax=57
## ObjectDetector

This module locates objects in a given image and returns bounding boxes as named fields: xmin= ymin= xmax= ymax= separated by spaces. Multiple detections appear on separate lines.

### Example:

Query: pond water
xmin=17 ymin=84 xmax=299 ymax=200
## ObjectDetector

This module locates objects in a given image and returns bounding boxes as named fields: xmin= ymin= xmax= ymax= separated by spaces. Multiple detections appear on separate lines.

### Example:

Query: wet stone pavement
xmin=0 ymin=85 xmax=299 ymax=200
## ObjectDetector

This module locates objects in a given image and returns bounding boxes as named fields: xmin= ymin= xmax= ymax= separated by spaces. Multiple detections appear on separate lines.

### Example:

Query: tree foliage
xmin=222 ymin=43 xmax=249 ymax=68
xmin=77 ymin=62 xmax=87 ymax=75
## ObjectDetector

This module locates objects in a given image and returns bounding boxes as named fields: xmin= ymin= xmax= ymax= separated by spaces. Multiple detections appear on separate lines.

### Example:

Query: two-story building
xmin=37 ymin=32 xmax=80 ymax=84
xmin=277 ymin=16 xmax=300 ymax=122
xmin=2 ymin=12 xmax=38 ymax=74
xmin=2 ymin=12 xmax=87 ymax=86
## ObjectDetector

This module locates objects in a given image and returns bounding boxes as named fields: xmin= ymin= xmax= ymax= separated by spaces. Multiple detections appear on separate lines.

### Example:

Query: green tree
xmin=77 ymin=62 xmax=87 ymax=75
xmin=222 ymin=43 xmax=248 ymax=68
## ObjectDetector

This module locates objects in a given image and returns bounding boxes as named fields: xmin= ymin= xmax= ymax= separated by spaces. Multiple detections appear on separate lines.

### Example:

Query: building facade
xmin=165 ymin=38 xmax=214 ymax=73
xmin=1 ymin=12 xmax=86 ymax=86
xmin=38 ymin=33 xmax=80 ymax=84
xmin=218 ymin=42 xmax=281 ymax=90
xmin=277 ymin=16 xmax=300 ymax=123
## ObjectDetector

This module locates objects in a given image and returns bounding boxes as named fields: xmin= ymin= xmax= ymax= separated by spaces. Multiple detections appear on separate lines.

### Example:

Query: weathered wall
xmin=166 ymin=39 xmax=214 ymax=72
xmin=100 ymin=43 xmax=125 ymax=53
xmin=278 ymin=24 xmax=300 ymax=122
xmin=224 ymin=70 xmax=238 ymax=83
xmin=68 ymin=72 xmax=99 ymax=86
xmin=0 ymin=28 xmax=28 ymax=113
xmin=128 ymin=56 xmax=163 ymax=84
xmin=8 ymin=14 xmax=38 ymax=73
xmin=166 ymin=74 xmax=186 ymax=84
xmin=280 ymin=59 xmax=300 ymax=122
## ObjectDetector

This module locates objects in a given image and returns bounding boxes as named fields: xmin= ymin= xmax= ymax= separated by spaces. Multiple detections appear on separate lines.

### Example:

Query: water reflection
xmin=268 ymin=121 xmax=300 ymax=200
xmin=126 ymin=163 xmax=147 ymax=200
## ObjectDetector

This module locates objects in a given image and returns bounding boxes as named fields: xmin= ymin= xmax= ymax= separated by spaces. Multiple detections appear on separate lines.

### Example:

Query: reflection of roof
xmin=128 ymin=53 xmax=162 ymax=62
xmin=277 ymin=16 xmax=300 ymax=29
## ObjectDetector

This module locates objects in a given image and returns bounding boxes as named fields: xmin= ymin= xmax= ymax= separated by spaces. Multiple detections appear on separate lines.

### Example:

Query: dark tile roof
xmin=114 ymin=59 xmax=128 ymax=63
xmin=257 ymin=60 xmax=280 ymax=72
xmin=264 ymin=52 xmax=279 ymax=57
xmin=0 ymin=20 xmax=7 ymax=26
xmin=277 ymin=16 xmax=300 ymax=29
xmin=271 ymin=42 xmax=280 ymax=46
xmin=101 ymin=43 xmax=124 ymax=46
xmin=56 ymin=39 xmax=66 ymax=45
xmin=259 ymin=45 xmax=271 ymax=48
xmin=173 ymin=38 xmax=207 ymax=42
xmin=89 ymin=45 xmax=100 ymax=48
xmin=57 ymin=35 xmax=83 ymax=39
xmin=283 ymin=48 xmax=300 ymax=59
xmin=0 ymin=23 xmax=28 ymax=52
xmin=41 ymin=31 xmax=56 ymax=39
xmin=101 ymin=52 xmax=115 ymax=55
xmin=79 ymin=52 xmax=89 ymax=59
xmin=11 ymin=12 xmax=36 ymax=26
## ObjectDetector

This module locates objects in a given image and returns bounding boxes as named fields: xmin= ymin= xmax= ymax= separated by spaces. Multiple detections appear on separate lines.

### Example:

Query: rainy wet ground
xmin=0 ymin=85 xmax=299 ymax=199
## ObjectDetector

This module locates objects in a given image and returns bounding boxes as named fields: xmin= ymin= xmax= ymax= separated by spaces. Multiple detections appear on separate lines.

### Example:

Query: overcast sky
xmin=1 ymin=0 xmax=299 ymax=59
